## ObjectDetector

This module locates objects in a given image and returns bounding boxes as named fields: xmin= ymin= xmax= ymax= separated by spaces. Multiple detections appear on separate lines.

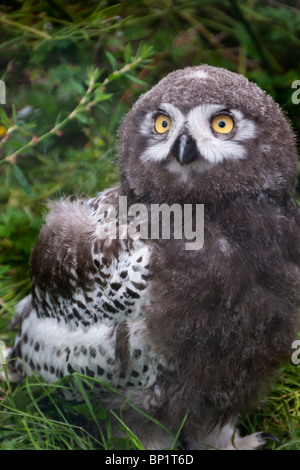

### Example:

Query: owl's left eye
xmin=154 ymin=115 xmax=172 ymax=134
xmin=211 ymin=114 xmax=234 ymax=134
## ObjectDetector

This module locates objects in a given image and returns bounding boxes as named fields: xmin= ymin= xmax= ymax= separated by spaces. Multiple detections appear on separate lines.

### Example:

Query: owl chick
xmin=4 ymin=65 xmax=300 ymax=450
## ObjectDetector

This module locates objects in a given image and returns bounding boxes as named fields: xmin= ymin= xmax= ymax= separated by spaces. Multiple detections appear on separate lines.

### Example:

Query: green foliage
xmin=0 ymin=0 xmax=299 ymax=450
xmin=0 ymin=369 xmax=185 ymax=450
xmin=0 ymin=372 xmax=112 ymax=450
xmin=239 ymin=357 xmax=300 ymax=450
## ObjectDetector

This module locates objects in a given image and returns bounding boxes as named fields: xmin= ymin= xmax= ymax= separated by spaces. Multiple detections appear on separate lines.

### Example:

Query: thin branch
xmin=0 ymin=14 xmax=52 ymax=40
xmin=0 ymin=57 xmax=143 ymax=165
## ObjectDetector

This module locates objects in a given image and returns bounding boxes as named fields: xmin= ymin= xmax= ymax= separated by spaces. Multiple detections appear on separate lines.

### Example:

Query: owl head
xmin=118 ymin=65 xmax=298 ymax=205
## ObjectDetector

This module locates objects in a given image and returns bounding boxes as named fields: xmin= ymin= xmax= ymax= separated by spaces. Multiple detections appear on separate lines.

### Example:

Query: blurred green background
xmin=0 ymin=0 xmax=299 ymax=450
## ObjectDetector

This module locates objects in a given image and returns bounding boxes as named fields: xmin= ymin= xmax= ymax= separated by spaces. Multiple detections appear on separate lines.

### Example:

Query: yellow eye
xmin=154 ymin=115 xmax=171 ymax=134
xmin=211 ymin=114 xmax=234 ymax=134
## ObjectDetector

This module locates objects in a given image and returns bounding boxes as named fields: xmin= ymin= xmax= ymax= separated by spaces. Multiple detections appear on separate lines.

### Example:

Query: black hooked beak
xmin=173 ymin=134 xmax=198 ymax=165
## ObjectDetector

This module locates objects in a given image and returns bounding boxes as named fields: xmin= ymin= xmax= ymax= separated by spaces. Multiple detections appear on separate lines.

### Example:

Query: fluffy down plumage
xmin=4 ymin=65 xmax=300 ymax=450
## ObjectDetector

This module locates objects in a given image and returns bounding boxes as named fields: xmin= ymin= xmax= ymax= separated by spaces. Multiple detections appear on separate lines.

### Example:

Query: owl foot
xmin=228 ymin=431 xmax=266 ymax=450
xmin=185 ymin=423 xmax=279 ymax=450
xmin=258 ymin=432 xmax=283 ymax=447
xmin=229 ymin=431 xmax=282 ymax=450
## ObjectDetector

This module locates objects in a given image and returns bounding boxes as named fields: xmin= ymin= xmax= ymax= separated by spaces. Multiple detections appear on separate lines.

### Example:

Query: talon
xmin=259 ymin=432 xmax=283 ymax=447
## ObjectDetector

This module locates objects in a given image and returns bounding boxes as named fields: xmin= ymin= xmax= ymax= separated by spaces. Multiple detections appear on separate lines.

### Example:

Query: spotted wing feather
xmin=7 ymin=187 xmax=159 ymax=393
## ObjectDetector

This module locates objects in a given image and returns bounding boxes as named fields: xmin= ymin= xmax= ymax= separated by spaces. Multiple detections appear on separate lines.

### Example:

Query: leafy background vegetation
xmin=0 ymin=0 xmax=299 ymax=450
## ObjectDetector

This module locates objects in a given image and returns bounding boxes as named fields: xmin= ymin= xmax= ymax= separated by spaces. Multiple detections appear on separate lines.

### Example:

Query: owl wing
xmin=7 ymin=187 xmax=159 ymax=393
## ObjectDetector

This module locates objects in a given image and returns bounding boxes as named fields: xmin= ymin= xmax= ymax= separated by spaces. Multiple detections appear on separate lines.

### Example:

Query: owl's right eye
xmin=211 ymin=114 xmax=234 ymax=134
xmin=154 ymin=115 xmax=172 ymax=134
